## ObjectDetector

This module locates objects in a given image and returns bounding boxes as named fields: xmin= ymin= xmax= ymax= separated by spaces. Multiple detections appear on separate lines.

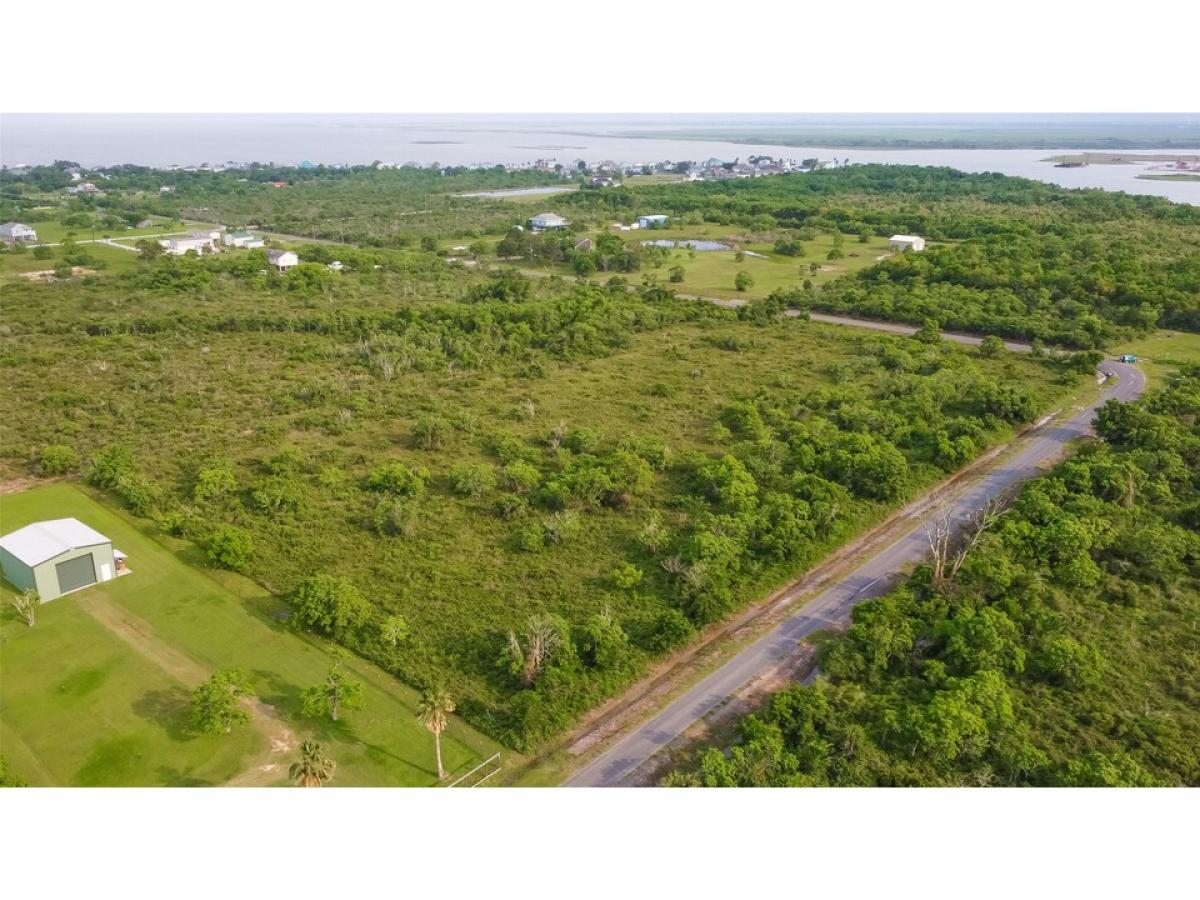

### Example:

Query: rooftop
xmin=0 ymin=518 xmax=110 ymax=567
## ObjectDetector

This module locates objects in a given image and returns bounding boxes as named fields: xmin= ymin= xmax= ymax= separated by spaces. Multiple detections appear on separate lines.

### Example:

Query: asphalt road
xmin=566 ymin=357 xmax=1146 ymax=787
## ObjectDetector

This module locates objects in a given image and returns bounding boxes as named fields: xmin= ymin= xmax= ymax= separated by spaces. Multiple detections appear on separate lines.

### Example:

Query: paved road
xmin=567 ymin=357 xmax=1145 ymax=786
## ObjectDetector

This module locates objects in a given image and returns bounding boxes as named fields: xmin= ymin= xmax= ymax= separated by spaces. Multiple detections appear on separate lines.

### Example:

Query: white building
xmin=0 ymin=222 xmax=38 ymax=244
xmin=889 ymin=234 xmax=926 ymax=252
xmin=267 ymin=249 xmax=299 ymax=271
xmin=529 ymin=212 xmax=568 ymax=232
xmin=636 ymin=214 xmax=669 ymax=229
xmin=160 ymin=231 xmax=219 ymax=256
xmin=222 ymin=230 xmax=265 ymax=249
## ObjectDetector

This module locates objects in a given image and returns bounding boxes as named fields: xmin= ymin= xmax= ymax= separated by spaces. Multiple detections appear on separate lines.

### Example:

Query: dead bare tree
xmin=10 ymin=589 xmax=38 ymax=627
xmin=920 ymin=493 xmax=1008 ymax=587
xmin=547 ymin=420 xmax=568 ymax=451
xmin=506 ymin=615 xmax=561 ymax=687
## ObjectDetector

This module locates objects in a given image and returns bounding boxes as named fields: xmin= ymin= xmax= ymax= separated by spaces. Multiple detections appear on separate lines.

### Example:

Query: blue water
xmin=2 ymin=114 xmax=1197 ymax=205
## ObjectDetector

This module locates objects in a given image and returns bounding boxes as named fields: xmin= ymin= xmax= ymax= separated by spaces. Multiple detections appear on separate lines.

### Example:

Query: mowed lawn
xmin=0 ymin=483 xmax=512 ymax=786
xmin=0 ymin=242 xmax=143 ymax=280
xmin=1113 ymin=330 xmax=1200 ymax=388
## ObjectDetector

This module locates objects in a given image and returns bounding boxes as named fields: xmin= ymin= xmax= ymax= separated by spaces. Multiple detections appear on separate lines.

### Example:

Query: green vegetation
xmin=0 ymin=484 xmax=509 ymax=786
xmin=665 ymin=374 xmax=1200 ymax=786
xmin=2 ymin=162 xmax=1195 ymax=778
xmin=0 ymin=247 xmax=1085 ymax=752
xmin=564 ymin=166 xmax=1200 ymax=346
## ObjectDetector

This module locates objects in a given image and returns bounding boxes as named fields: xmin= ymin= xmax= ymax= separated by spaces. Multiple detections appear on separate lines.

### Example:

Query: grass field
xmin=0 ymin=242 xmax=144 ymax=280
xmin=519 ymin=226 xmax=897 ymax=299
xmin=0 ymin=484 xmax=512 ymax=786
xmin=645 ymin=233 xmax=893 ymax=299
xmin=28 ymin=220 xmax=190 ymax=245
xmin=1113 ymin=330 xmax=1200 ymax=387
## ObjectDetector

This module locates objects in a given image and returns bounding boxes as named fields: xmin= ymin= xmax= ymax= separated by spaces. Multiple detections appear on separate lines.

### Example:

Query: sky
xmin=4 ymin=0 xmax=1197 ymax=114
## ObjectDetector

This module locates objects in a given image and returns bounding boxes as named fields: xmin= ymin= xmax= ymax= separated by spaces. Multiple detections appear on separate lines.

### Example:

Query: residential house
xmin=0 ymin=222 xmax=38 ymax=244
xmin=889 ymin=234 xmax=926 ymax=252
xmin=574 ymin=238 xmax=594 ymax=252
xmin=160 ymin=231 xmax=219 ymax=256
xmin=636 ymin=214 xmax=669 ymax=229
xmin=529 ymin=212 xmax=568 ymax=232
xmin=267 ymin=249 xmax=299 ymax=271
xmin=222 ymin=230 xmax=265 ymax=249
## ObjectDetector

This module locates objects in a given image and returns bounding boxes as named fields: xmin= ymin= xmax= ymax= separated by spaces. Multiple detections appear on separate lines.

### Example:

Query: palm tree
xmin=416 ymin=686 xmax=456 ymax=781
xmin=289 ymin=741 xmax=335 ymax=787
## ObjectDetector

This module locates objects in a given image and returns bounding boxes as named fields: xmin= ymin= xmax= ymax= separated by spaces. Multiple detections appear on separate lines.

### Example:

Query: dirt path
xmin=74 ymin=593 xmax=295 ymax=786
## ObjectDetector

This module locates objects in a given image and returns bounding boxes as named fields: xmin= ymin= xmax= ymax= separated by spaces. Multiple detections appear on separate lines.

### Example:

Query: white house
xmin=160 ymin=232 xmax=218 ymax=256
xmin=267 ymin=249 xmax=299 ymax=271
xmin=529 ymin=212 xmax=568 ymax=232
xmin=223 ymin=229 xmax=265 ymax=249
xmin=636 ymin=214 xmax=669 ymax=229
xmin=889 ymin=234 xmax=926 ymax=252
xmin=0 ymin=222 xmax=38 ymax=244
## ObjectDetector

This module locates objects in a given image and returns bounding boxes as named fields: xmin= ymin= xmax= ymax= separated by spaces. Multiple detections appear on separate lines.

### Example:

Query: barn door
xmin=56 ymin=554 xmax=97 ymax=594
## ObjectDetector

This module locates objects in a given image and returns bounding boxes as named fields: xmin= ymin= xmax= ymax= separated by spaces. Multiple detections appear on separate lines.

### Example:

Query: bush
xmin=502 ymin=460 xmax=541 ymax=494
xmin=646 ymin=608 xmax=694 ymax=652
xmin=370 ymin=496 xmax=418 ymax=536
xmin=734 ymin=271 xmax=754 ymax=292
xmin=412 ymin=415 xmax=449 ymax=450
xmin=516 ymin=522 xmax=545 ymax=552
xmin=451 ymin=463 xmax=497 ymax=499
xmin=38 ymin=444 xmax=78 ymax=476
xmin=611 ymin=562 xmax=644 ymax=589
xmin=193 ymin=462 xmax=237 ymax=502
xmin=206 ymin=525 xmax=253 ymax=570
xmin=367 ymin=462 xmax=428 ymax=497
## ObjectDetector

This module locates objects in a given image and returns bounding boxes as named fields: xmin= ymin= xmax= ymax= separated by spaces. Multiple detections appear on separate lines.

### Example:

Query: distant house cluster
xmin=156 ymin=227 xmax=296 ymax=268
xmin=608 ymin=214 xmax=669 ymax=232
xmin=0 ymin=222 xmax=37 ymax=244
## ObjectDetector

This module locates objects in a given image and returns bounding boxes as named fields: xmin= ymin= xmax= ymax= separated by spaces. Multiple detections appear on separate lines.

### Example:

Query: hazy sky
xmin=4 ymin=0 xmax=1197 ymax=113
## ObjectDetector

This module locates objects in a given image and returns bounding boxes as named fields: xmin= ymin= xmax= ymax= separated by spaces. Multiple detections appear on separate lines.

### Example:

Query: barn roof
xmin=0 ymin=518 xmax=110 ymax=567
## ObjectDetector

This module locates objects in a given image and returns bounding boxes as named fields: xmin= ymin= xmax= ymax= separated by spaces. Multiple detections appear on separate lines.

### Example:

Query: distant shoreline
xmin=594 ymin=128 xmax=1200 ymax=152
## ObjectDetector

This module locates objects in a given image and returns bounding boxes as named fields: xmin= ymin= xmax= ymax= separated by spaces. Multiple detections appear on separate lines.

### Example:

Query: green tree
xmin=914 ymin=318 xmax=942 ymax=344
xmin=289 ymin=740 xmax=336 ymax=787
xmin=206 ymin=525 xmax=253 ymax=570
xmin=669 ymin=264 xmax=686 ymax=283
xmin=979 ymin=335 xmax=1005 ymax=358
xmin=301 ymin=657 xmax=365 ymax=722
xmin=416 ymin=686 xmax=456 ymax=780
xmin=190 ymin=668 xmax=254 ymax=735
xmin=735 ymin=270 xmax=754 ymax=292
xmin=380 ymin=614 xmax=410 ymax=648
xmin=290 ymin=574 xmax=371 ymax=637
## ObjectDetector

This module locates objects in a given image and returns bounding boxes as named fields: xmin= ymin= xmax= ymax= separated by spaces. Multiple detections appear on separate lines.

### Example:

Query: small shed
xmin=0 ymin=518 xmax=117 ymax=601
xmin=889 ymin=234 xmax=926 ymax=252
